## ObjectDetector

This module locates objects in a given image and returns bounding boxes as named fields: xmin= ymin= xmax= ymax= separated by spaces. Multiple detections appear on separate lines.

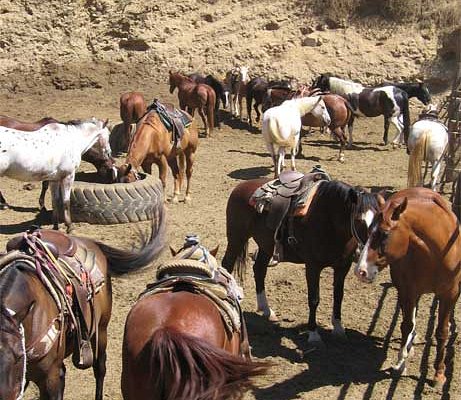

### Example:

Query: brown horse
xmin=0 ymin=115 xmax=116 ymax=211
xmin=168 ymin=71 xmax=215 ymax=137
xmin=117 ymin=110 xmax=198 ymax=203
xmin=301 ymin=94 xmax=354 ymax=162
xmin=121 ymin=236 xmax=269 ymax=400
xmin=222 ymin=177 xmax=378 ymax=348
xmin=355 ymin=187 xmax=461 ymax=387
xmin=0 ymin=209 xmax=165 ymax=400
xmin=119 ymin=92 xmax=147 ymax=152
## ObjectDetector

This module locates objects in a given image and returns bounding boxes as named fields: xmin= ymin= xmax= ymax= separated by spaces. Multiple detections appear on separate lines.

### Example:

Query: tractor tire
xmin=70 ymin=173 xmax=163 ymax=224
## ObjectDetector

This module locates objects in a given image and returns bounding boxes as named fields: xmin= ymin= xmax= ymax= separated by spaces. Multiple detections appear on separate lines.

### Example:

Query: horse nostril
xmin=359 ymin=269 xmax=367 ymax=278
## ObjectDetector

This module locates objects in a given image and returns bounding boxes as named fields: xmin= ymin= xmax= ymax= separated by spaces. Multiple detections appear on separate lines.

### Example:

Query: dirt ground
xmin=1 ymin=84 xmax=460 ymax=400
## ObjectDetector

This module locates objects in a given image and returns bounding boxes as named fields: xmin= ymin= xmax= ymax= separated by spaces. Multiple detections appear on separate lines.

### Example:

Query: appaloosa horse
xmin=189 ymin=73 xmax=229 ymax=128
xmin=0 ymin=209 xmax=165 ymax=400
xmin=355 ymin=188 xmax=461 ymax=387
xmin=168 ymin=71 xmax=216 ymax=137
xmin=121 ymin=235 xmax=269 ymax=400
xmin=222 ymin=175 xmax=378 ymax=347
xmin=119 ymin=92 xmax=147 ymax=153
xmin=117 ymin=109 xmax=198 ymax=203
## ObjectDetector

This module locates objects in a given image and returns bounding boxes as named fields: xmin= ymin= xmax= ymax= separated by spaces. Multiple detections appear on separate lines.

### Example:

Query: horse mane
xmin=0 ymin=268 xmax=23 ymax=337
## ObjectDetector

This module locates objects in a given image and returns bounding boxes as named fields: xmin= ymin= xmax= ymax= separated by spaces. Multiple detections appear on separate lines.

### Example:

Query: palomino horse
xmin=0 ymin=118 xmax=112 ymax=232
xmin=222 ymin=176 xmax=378 ymax=347
xmin=407 ymin=111 xmax=448 ymax=190
xmin=168 ymin=71 xmax=215 ymax=137
xmin=121 ymin=235 xmax=269 ymax=400
xmin=355 ymin=188 xmax=461 ymax=387
xmin=189 ymin=73 xmax=229 ymax=128
xmin=0 ymin=115 xmax=117 ymax=211
xmin=262 ymin=96 xmax=330 ymax=178
xmin=0 ymin=209 xmax=165 ymax=400
xmin=226 ymin=66 xmax=250 ymax=120
xmin=312 ymin=74 xmax=411 ymax=147
xmin=117 ymin=110 xmax=198 ymax=203
xmin=119 ymin=92 xmax=147 ymax=153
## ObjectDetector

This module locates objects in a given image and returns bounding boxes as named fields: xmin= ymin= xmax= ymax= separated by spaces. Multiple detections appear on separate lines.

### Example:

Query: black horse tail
xmin=246 ymin=88 xmax=254 ymax=125
xmin=402 ymin=93 xmax=411 ymax=146
xmin=96 ymin=205 xmax=166 ymax=275
xmin=147 ymin=327 xmax=270 ymax=400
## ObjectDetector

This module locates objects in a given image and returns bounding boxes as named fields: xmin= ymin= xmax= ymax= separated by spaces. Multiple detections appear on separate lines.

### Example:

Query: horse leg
xmin=184 ymin=150 xmax=195 ymax=203
xmin=61 ymin=173 xmax=74 ymax=233
xmin=393 ymin=292 xmax=418 ymax=375
xmin=383 ymin=116 xmax=390 ymax=146
xmin=39 ymin=181 xmax=49 ymax=211
xmin=198 ymin=107 xmax=209 ymax=137
xmin=36 ymin=362 xmax=66 ymax=400
xmin=0 ymin=189 xmax=8 ymax=209
xmin=331 ymin=259 xmax=352 ymax=340
xmin=167 ymin=155 xmax=181 ymax=204
xmin=276 ymin=147 xmax=286 ymax=178
xmin=433 ymin=291 xmax=459 ymax=387
xmin=255 ymin=102 xmax=261 ymax=123
xmin=155 ymin=157 xmax=168 ymax=203
xmin=50 ymin=182 xmax=61 ymax=230
xmin=333 ymin=127 xmax=346 ymax=163
xmin=265 ymin=142 xmax=277 ymax=176
xmin=390 ymin=116 xmax=404 ymax=148
xmin=430 ymin=157 xmax=443 ymax=191
xmin=347 ymin=116 xmax=355 ymax=149
xmin=246 ymin=93 xmax=253 ymax=126
xmin=305 ymin=264 xmax=324 ymax=347
xmin=93 ymin=325 xmax=108 ymax=400
xmin=254 ymin=249 xmax=277 ymax=321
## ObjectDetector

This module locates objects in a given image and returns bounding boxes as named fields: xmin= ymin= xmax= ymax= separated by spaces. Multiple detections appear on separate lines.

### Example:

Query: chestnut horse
xmin=168 ymin=71 xmax=215 ymax=137
xmin=355 ymin=188 xmax=461 ymax=387
xmin=117 ymin=110 xmax=198 ymax=203
xmin=119 ymin=92 xmax=147 ymax=152
xmin=0 ymin=210 xmax=165 ymax=400
xmin=222 ymin=178 xmax=378 ymax=348
xmin=121 ymin=236 xmax=269 ymax=400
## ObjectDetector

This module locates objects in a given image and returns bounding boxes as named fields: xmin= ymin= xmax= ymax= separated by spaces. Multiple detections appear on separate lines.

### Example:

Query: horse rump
xmin=147 ymin=327 xmax=269 ymax=400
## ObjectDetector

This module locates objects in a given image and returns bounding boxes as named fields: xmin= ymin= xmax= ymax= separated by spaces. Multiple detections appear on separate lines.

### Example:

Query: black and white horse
xmin=312 ymin=74 xmax=411 ymax=147
xmin=189 ymin=73 xmax=229 ymax=128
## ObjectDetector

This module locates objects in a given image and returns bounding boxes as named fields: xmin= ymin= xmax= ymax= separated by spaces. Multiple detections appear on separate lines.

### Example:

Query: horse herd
xmin=0 ymin=66 xmax=459 ymax=400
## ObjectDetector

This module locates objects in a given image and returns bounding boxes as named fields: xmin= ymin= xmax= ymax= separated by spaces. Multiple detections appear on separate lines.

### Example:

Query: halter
xmin=6 ymin=308 xmax=27 ymax=400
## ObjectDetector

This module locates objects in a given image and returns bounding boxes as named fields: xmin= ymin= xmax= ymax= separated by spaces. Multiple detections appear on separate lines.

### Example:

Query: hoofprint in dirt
xmin=0 ymin=86 xmax=459 ymax=400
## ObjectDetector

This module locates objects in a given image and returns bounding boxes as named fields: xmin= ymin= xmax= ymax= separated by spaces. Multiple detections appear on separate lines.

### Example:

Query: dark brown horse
xmin=0 ymin=115 xmax=116 ymax=211
xmin=168 ymin=71 xmax=215 ymax=137
xmin=0 ymin=210 xmax=165 ymax=400
xmin=117 ymin=110 xmax=198 ymax=203
xmin=222 ymin=177 xmax=378 ymax=348
xmin=119 ymin=92 xmax=147 ymax=152
xmin=355 ymin=187 xmax=461 ymax=387
xmin=121 ymin=237 xmax=269 ymax=400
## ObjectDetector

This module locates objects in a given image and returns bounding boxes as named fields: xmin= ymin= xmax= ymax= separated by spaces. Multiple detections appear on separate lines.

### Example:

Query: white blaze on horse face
xmin=355 ymin=234 xmax=379 ymax=283
xmin=363 ymin=209 xmax=375 ymax=228
xmin=239 ymin=66 xmax=249 ymax=83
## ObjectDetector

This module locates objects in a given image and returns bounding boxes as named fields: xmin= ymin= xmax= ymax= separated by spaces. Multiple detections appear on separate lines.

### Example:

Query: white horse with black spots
xmin=262 ymin=96 xmax=331 ymax=178
xmin=0 ymin=118 xmax=112 ymax=232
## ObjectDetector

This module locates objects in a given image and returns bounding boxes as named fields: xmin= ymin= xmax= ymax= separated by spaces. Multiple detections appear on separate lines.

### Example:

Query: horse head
xmin=168 ymin=70 xmax=178 ymax=94
xmin=117 ymin=163 xmax=139 ymax=183
xmin=417 ymin=82 xmax=432 ymax=105
xmin=307 ymin=96 xmax=331 ymax=126
xmin=94 ymin=119 xmax=112 ymax=161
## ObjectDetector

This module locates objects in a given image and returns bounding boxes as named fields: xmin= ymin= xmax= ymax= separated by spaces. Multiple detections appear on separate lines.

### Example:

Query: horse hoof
xmin=184 ymin=195 xmax=192 ymax=204
xmin=432 ymin=373 xmax=446 ymax=388
xmin=391 ymin=363 xmax=407 ymax=376
xmin=0 ymin=203 xmax=9 ymax=210
xmin=171 ymin=196 xmax=179 ymax=204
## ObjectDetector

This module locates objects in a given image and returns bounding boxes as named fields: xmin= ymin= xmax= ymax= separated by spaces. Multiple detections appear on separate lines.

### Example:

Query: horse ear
xmin=377 ymin=192 xmax=386 ymax=208
xmin=170 ymin=246 xmax=178 ymax=256
xmin=349 ymin=188 xmax=359 ymax=204
xmin=210 ymin=245 xmax=219 ymax=257
xmin=391 ymin=197 xmax=407 ymax=221
xmin=103 ymin=118 xmax=109 ymax=128
xmin=126 ymin=163 xmax=132 ymax=173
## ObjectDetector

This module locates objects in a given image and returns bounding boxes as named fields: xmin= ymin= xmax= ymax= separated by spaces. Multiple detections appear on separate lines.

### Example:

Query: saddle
xmin=6 ymin=229 xmax=105 ymax=369
xmin=250 ymin=166 xmax=331 ymax=259
xmin=147 ymin=99 xmax=192 ymax=147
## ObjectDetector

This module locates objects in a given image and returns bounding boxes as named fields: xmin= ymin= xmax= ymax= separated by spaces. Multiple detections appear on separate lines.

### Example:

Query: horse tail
xmin=96 ymin=206 xmax=166 ymax=274
xmin=147 ymin=327 xmax=269 ymax=400
xmin=246 ymin=87 xmax=254 ymax=122
xmin=207 ymin=89 xmax=216 ymax=131
xmin=407 ymin=133 xmax=427 ymax=188
xmin=401 ymin=94 xmax=411 ymax=145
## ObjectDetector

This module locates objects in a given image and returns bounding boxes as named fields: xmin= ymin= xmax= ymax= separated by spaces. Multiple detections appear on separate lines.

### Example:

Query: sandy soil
xmin=0 ymin=85 xmax=459 ymax=400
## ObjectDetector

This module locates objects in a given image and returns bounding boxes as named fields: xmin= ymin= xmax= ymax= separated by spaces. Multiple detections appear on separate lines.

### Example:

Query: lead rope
xmin=6 ymin=308 xmax=27 ymax=400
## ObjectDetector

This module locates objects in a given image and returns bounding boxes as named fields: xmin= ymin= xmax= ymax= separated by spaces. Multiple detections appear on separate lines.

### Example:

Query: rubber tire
xmin=70 ymin=173 xmax=163 ymax=224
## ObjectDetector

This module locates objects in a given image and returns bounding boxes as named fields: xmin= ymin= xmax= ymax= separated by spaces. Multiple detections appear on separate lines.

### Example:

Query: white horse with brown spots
xmin=0 ymin=118 xmax=112 ymax=232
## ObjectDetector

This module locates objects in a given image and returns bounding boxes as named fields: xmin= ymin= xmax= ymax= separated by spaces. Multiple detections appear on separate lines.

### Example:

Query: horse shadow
xmin=221 ymin=111 xmax=259 ymax=134
xmin=0 ymin=210 xmax=52 ymax=235
xmin=228 ymin=166 xmax=272 ymax=180
xmin=305 ymin=138 xmax=387 ymax=153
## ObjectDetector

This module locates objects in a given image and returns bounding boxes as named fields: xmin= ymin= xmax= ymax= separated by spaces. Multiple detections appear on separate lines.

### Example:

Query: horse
xmin=0 ymin=115 xmax=118 ymax=211
xmin=301 ymin=94 xmax=354 ymax=162
xmin=355 ymin=188 xmax=461 ymax=387
xmin=168 ymin=71 xmax=215 ymax=137
xmin=119 ymin=92 xmax=147 ymax=153
xmin=245 ymin=77 xmax=268 ymax=126
xmin=121 ymin=235 xmax=269 ymax=400
xmin=189 ymin=73 xmax=229 ymax=128
xmin=0 ymin=118 xmax=112 ymax=232
xmin=0 ymin=208 xmax=165 ymax=400
xmin=381 ymin=81 xmax=432 ymax=106
xmin=222 ymin=176 xmax=379 ymax=348
xmin=407 ymin=113 xmax=448 ymax=190
xmin=262 ymin=96 xmax=330 ymax=178
xmin=117 ymin=110 xmax=198 ymax=203
xmin=312 ymin=74 xmax=411 ymax=147
xmin=225 ymin=66 xmax=250 ymax=120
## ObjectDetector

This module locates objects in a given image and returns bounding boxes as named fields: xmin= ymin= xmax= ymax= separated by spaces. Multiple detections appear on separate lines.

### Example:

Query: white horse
xmin=407 ymin=117 xmax=448 ymax=191
xmin=262 ymin=96 xmax=331 ymax=178
xmin=0 ymin=118 xmax=112 ymax=232
xmin=226 ymin=65 xmax=250 ymax=119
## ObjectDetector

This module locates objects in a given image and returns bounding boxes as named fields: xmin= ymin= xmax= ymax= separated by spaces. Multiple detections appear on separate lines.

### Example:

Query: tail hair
xmin=407 ymin=133 xmax=427 ymax=188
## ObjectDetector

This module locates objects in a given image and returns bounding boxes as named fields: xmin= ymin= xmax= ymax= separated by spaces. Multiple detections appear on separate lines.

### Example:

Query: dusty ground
xmin=0 ymin=84 xmax=460 ymax=400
